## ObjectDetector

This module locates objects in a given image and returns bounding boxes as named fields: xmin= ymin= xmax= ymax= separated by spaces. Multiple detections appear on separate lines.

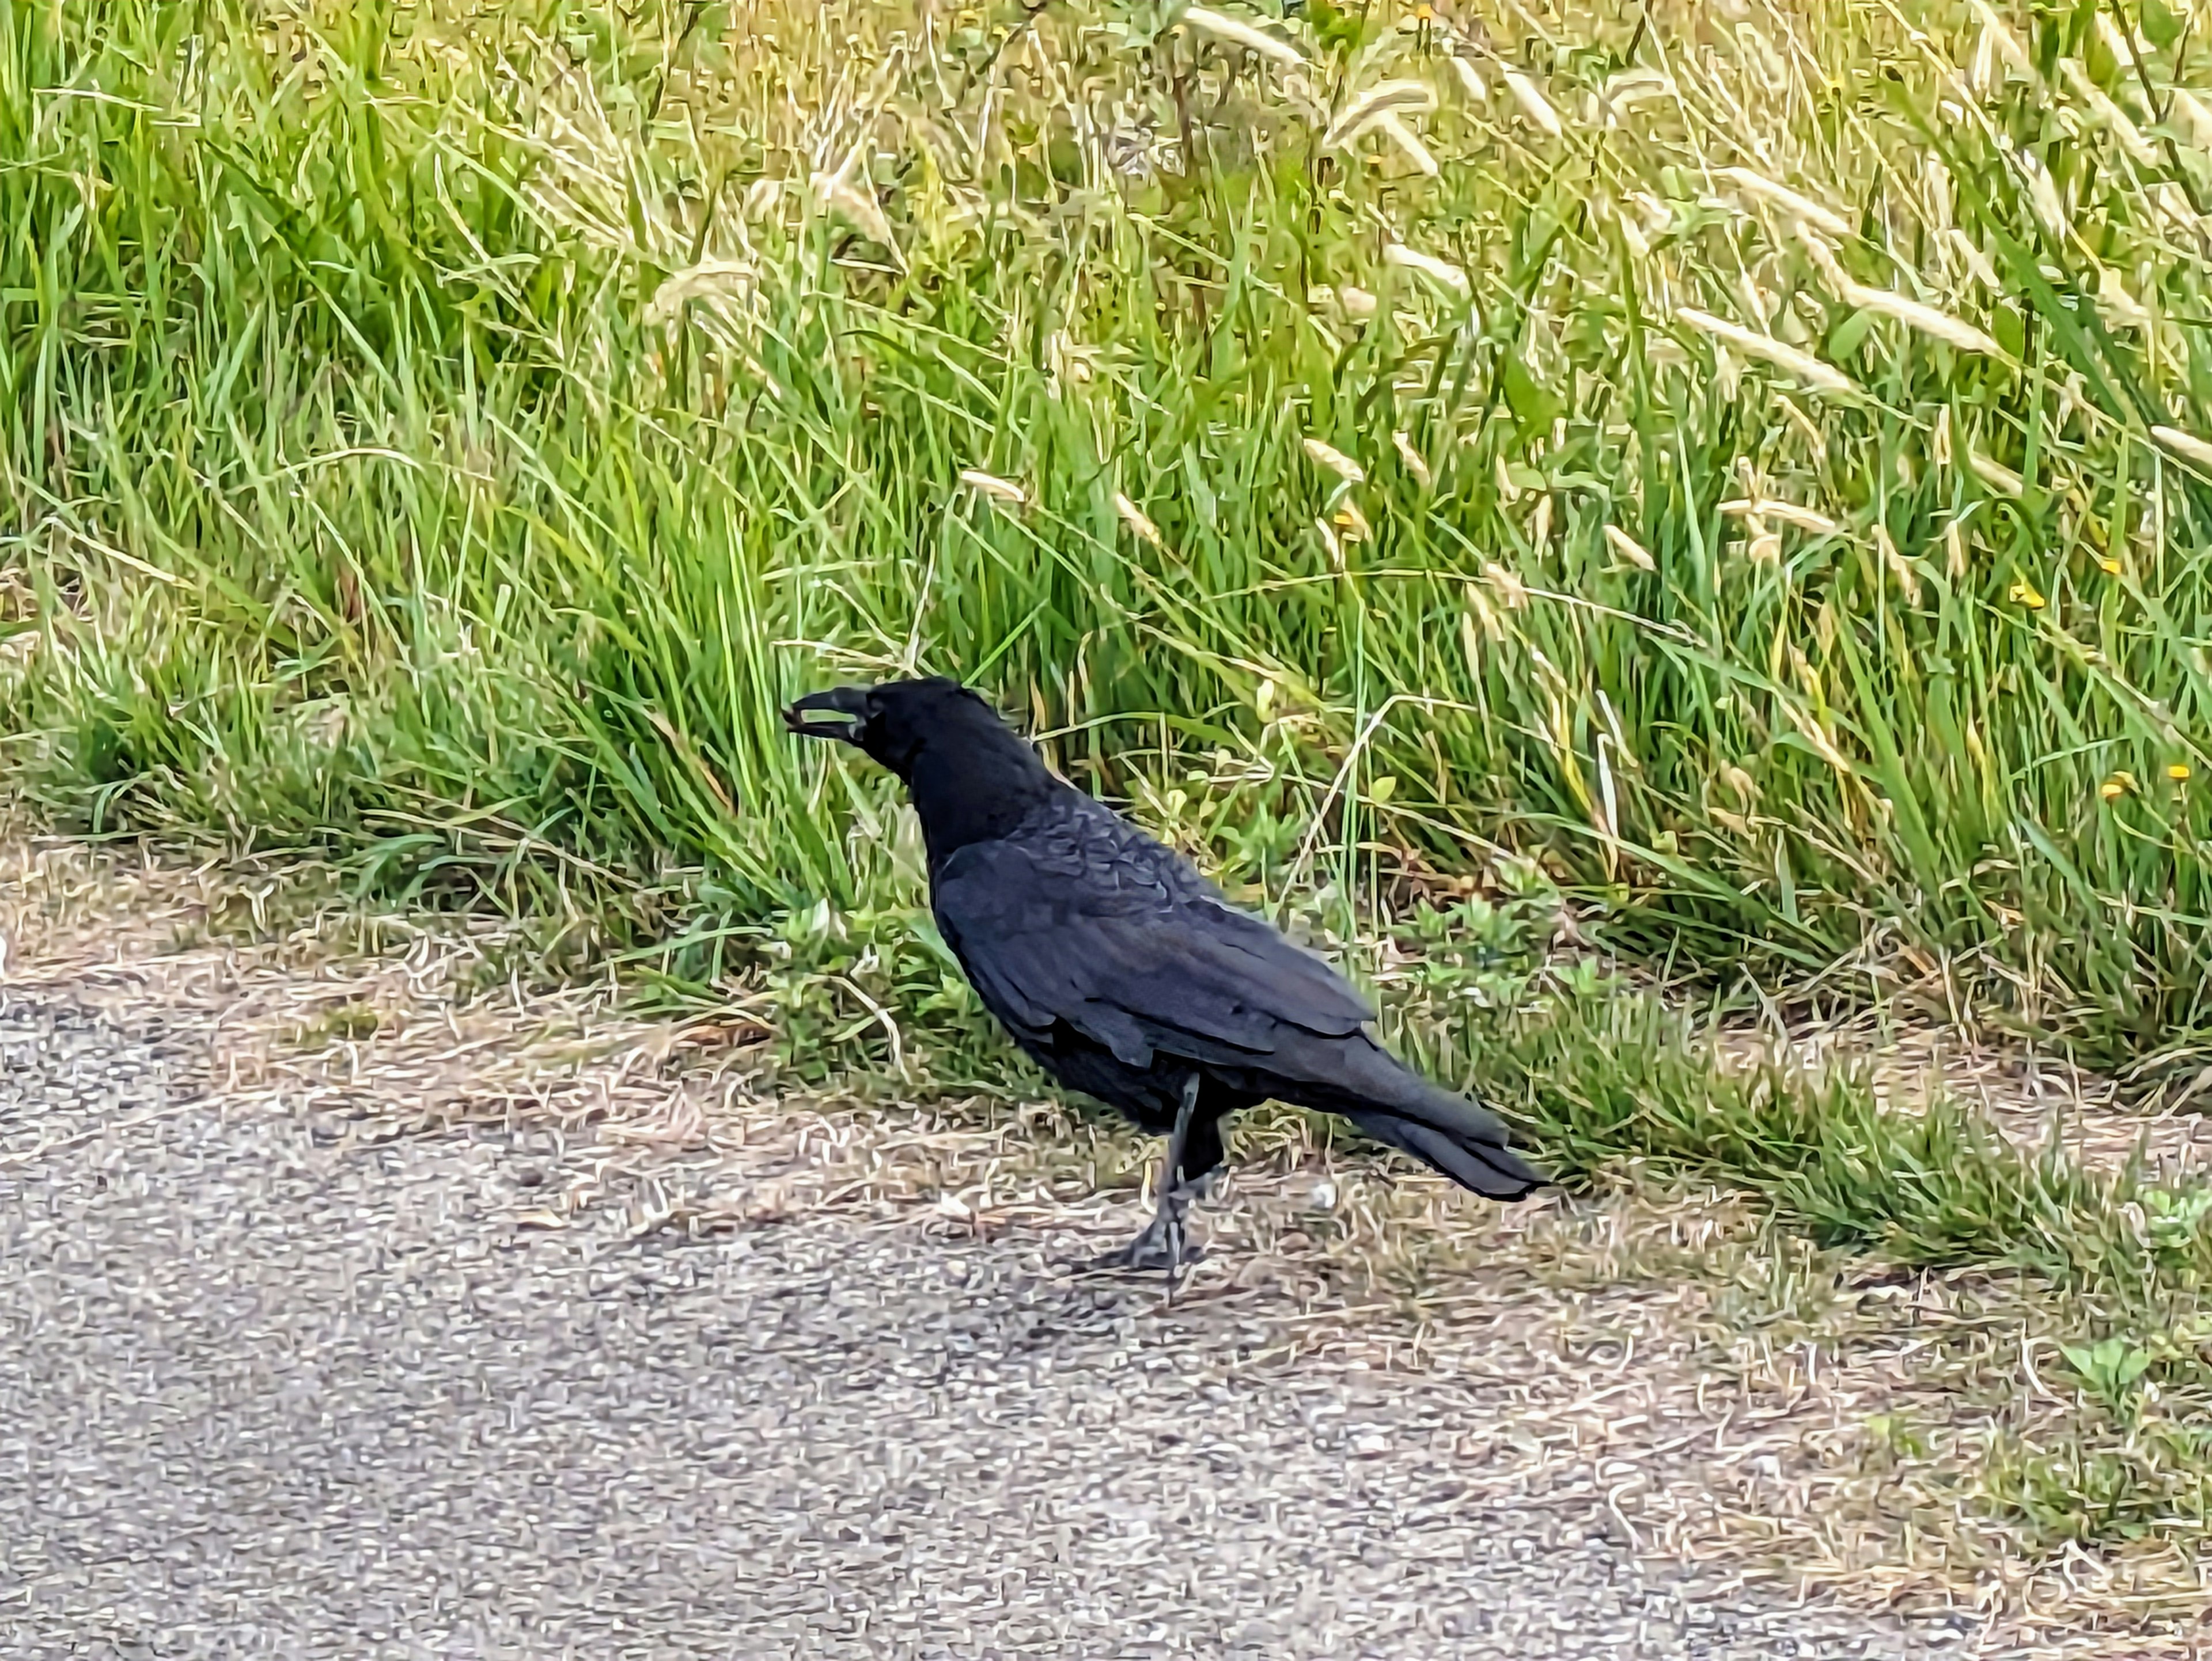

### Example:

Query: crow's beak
xmin=783 ymin=684 xmax=870 ymax=745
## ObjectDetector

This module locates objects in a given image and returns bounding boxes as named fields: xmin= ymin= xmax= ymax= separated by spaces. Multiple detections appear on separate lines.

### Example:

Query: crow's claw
xmin=1078 ymin=1168 xmax=1213 ymax=1290
xmin=1083 ymin=1232 xmax=1207 ymax=1277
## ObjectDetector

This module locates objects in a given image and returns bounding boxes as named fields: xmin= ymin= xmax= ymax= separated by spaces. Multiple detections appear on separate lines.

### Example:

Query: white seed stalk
xmin=1967 ymin=448 xmax=2024 ymax=497
xmin=1718 ymin=496 xmax=1839 ymax=536
xmin=1323 ymin=80 xmax=1436 ymax=150
xmin=1876 ymin=524 xmax=1921 ymax=604
xmin=1967 ymin=25 xmax=1998 ymax=97
xmin=1372 ymin=112 xmax=1440 ymax=176
xmin=1949 ymin=229 xmax=2003 ymax=292
xmin=2154 ymin=425 xmax=2212 ymax=472
xmin=1502 ymin=70 xmax=1562 ymax=138
xmin=1839 ymin=280 xmax=2005 ymax=357
xmin=1391 ymin=431 xmax=1434 ymax=489
xmin=1786 ymin=703 xmax=1855 ymax=777
xmin=2021 ymin=154 xmax=2068 ymax=240
xmin=645 ymin=258 xmax=758 ymax=324
xmin=1384 ymin=241 xmax=1471 ymax=298
xmin=1718 ymin=167 xmax=1851 ymax=240
xmin=1605 ymin=525 xmax=1656 ymax=570
xmin=815 ymin=174 xmax=895 ymax=248
xmin=1615 ymin=201 xmax=1651 ymax=261
xmin=1677 ymin=307 xmax=1857 ymax=396
xmin=1924 ymin=156 xmax=1954 ymax=237
xmin=1969 ymin=0 xmax=2030 ymax=73
xmin=1114 ymin=493 xmax=1163 ymax=546
xmin=1178 ymin=6 xmax=1305 ymax=66
xmin=960 ymin=468 xmax=1027 ymax=505
xmin=1302 ymin=437 xmax=1366 ymax=484
xmin=1316 ymin=517 xmax=1344 ymax=567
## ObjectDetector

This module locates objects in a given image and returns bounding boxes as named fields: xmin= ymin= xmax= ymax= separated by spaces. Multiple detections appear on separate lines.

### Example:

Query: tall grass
xmin=10 ymin=0 xmax=2212 ymax=1062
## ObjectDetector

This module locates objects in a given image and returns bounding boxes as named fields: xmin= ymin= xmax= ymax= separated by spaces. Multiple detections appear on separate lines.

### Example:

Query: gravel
xmin=0 ymin=988 xmax=1972 ymax=1659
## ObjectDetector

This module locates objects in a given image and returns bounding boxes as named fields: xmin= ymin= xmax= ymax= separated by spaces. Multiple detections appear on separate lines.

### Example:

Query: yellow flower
xmin=2170 ymin=763 xmax=2193 ymax=782
xmin=2100 ymin=770 xmax=2139 ymax=800
xmin=2009 ymin=580 xmax=2046 ymax=609
xmin=2099 ymin=556 xmax=2123 ymax=574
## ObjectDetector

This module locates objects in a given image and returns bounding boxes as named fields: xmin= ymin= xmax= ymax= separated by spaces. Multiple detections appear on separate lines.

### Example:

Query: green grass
xmin=13 ymin=0 xmax=2212 ymax=1068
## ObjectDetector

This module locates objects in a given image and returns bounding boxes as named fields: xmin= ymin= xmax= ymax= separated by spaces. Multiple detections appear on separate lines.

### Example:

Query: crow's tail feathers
xmin=1279 ymin=1038 xmax=1547 ymax=1200
xmin=1341 ymin=1100 xmax=1546 ymax=1199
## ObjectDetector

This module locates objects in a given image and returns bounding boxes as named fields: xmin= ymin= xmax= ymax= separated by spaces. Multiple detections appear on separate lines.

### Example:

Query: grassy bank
xmin=10 ymin=0 xmax=2212 ymax=1068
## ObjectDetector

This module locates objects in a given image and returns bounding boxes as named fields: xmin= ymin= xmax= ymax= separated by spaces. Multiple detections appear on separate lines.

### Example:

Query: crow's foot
xmin=1080 ymin=1171 xmax=1216 ymax=1288
xmin=1085 ymin=1225 xmax=1203 ymax=1277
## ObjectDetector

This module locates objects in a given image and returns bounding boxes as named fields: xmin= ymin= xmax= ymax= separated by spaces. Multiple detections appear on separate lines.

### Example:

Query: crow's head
xmin=786 ymin=676 xmax=1061 ymax=860
xmin=783 ymin=676 xmax=1017 ymax=783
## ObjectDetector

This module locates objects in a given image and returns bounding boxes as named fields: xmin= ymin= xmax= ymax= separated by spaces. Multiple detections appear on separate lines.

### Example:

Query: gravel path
xmin=0 ymin=987 xmax=1972 ymax=1659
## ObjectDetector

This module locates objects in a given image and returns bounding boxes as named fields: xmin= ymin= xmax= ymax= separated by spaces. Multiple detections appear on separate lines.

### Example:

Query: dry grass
xmin=5 ymin=836 xmax=2208 ymax=1649
xmin=1715 ymin=1012 xmax=2212 ymax=1179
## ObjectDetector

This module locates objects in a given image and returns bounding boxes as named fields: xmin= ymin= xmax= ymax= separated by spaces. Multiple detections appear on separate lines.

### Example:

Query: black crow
xmin=785 ymin=676 xmax=1547 ymax=1278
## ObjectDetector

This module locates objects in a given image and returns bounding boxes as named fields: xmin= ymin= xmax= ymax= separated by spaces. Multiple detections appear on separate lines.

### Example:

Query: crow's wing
xmin=930 ymin=797 xmax=1373 ymax=1069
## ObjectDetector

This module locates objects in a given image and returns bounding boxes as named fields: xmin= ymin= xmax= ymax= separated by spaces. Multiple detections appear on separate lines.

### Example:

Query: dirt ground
xmin=1 ymin=839 xmax=2205 ymax=1658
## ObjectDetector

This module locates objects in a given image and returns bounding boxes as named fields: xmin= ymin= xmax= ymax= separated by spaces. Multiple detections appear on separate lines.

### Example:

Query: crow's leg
xmin=1090 ymin=1073 xmax=1213 ymax=1284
